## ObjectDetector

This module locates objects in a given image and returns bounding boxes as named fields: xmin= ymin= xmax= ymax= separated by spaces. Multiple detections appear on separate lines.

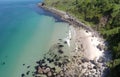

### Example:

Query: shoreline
xmin=38 ymin=3 xmax=94 ymax=32
xmin=37 ymin=3 xmax=108 ymax=60
xmin=35 ymin=3 xmax=110 ymax=77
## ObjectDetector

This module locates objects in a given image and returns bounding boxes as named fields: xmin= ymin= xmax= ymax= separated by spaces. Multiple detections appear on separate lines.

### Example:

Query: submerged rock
xmin=58 ymin=39 xmax=62 ymax=41
xmin=64 ymin=41 xmax=67 ymax=44
xmin=36 ymin=59 xmax=46 ymax=65
xmin=41 ymin=59 xmax=46 ymax=64
xmin=58 ymin=50 xmax=64 ymax=54
xmin=27 ymin=66 xmax=30 ymax=68
xmin=26 ymin=71 xmax=30 ymax=75
xmin=58 ymin=45 xmax=64 ymax=48
xmin=2 ymin=62 xmax=5 ymax=65
xmin=49 ymin=59 xmax=54 ymax=63
xmin=21 ymin=73 xmax=25 ymax=77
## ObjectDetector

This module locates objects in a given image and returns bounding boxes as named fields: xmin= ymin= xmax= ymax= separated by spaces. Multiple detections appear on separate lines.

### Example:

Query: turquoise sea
xmin=0 ymin=1 xmax=69 ymax=77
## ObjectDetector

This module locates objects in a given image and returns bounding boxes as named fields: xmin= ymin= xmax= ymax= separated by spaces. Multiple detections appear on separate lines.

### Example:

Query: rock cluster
xmin=21 ymin=64 xmax=32 ymax=77
xmin=34 ymin=44 xmax=108 ymax=77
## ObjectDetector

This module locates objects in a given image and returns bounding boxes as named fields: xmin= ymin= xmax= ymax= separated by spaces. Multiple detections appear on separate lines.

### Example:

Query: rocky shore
xmin=32 ymin=36 xmax=109 ymax=77
xmin=37 ymin=3 xmax=94 ymax=32
xmin=29 ymin=2 xmax=111 ymax=77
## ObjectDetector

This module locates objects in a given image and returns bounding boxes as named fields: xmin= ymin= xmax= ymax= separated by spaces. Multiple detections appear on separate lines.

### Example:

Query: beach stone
xmin=38 ymin=66 xmax=43 ymax=74
xmin=90 ymin=70 xmax=95 ymax=73
xmin=47 ymin=71 xmax=52 ymax=77
xmin=83 ymin=73 xmax=88 ymax=76
xmin=56 ymin=74 xmax=61 ymax=77
xmin=96 ymin=63 xmax=102 ymax=68
xmin=82 ymin=65 xmax=86 ymax=69
xmin=88 ymin=65 xmax=93 ymax=70
xmin=53 ymin=72 xmax=57 ymax=76
xmin=93 ymin=74 xmax=98 ymax=77
xmin=59 ymin=71 xmax=64 ymax=76
xmin=86 ymin=30 xmax=88 ymax=33
xmin=93 ymin=66 xmax=97 ymax=69
xmin=97 ymin=57 xmax=105 ymax=63
xmin=97 ymin=44 xmax=104 ymax=51
xmin=42 ymin=66 xmax=48 ymax=73
xmin=91 ymin=60 xmax=97 ymax=65
xmin=51 ymin=67 xmax=56 ymax=72
xmin=81 ymin=58 xmax=89 ymax=63
xmin=89 ymin=74 xmax=94 ymax=77
xmin=45 ymin=67 xmax=51 ymax=73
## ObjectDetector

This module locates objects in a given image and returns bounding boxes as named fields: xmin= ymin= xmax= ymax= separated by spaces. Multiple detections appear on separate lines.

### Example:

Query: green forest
xmin=44 ymin=0 xmax=120 ymax=77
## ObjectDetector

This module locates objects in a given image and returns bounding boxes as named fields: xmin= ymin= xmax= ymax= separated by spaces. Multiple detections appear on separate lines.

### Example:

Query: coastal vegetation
xmin=44 ymin=0 xmax=120 ymax=77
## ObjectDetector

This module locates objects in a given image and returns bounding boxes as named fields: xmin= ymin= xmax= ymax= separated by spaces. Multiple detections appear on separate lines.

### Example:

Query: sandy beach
xmin=73 ymin=27 xmax=105 ymax=60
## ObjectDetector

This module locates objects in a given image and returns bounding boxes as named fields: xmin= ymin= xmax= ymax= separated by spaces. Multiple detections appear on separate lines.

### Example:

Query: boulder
xmin=47 ymin=71 xmax=52 ymax=77
xmin=58 ymin=50 xmax=64 ymax=54
xmin=81 ymin=58 xmax=89 ymax=63
xmin=58 ymin=45 xmax=64 ymax=48
xmin=38 ymin=66 xmax=43 ymax=74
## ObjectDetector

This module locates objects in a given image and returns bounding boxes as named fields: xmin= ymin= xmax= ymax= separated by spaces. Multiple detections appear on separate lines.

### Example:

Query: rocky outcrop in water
xmin=33 ymin=37 xmax=108 ymax=77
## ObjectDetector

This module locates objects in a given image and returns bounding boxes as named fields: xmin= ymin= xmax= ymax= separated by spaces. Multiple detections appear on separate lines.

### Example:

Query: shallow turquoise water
xmin=0 ymin=1 xmax=69 ymax=77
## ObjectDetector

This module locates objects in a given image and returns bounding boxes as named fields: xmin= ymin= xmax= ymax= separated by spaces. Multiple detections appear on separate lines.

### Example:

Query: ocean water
xmin=0 ymin=1 xmax=69 ymax=77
